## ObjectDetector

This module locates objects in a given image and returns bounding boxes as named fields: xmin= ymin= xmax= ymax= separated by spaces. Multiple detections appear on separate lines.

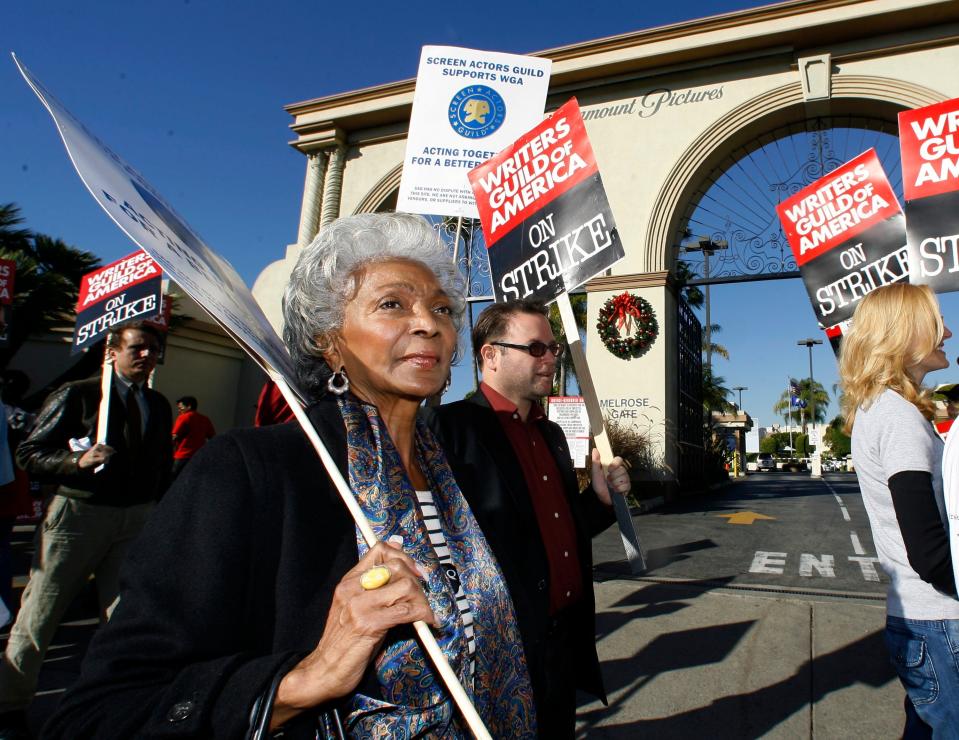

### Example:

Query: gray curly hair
xmin=282 ymin=212 xmax=466 ymax=396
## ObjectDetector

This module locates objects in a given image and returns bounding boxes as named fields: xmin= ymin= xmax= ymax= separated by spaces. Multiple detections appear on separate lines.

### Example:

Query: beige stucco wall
xmin=585 ymin=281 xmax=679 ymax=482
xmin=340 ymin=137 xmax=408 ymax=217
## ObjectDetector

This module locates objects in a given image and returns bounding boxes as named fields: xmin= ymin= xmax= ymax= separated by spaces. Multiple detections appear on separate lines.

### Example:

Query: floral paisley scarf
xmin=327 ymin=395 xmax=536 ymax=739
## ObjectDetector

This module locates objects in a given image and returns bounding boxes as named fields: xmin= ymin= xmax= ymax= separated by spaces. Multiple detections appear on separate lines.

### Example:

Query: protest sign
xmin=899 ymin=97 xmax=959 ymax=292
xmin=470 ymin=97 xmax=643 ymax=573
xmin=14 ymin=55 xmax=490 ymax=739
xmin=0 ymin=259 xmax=16 ymax=305
xmin=396 ymin=46 xmax=551 ymax=218
xmin=469 ymin=97 xmax=625 ymax=304
xmin=776 ymin=148 xmax=907 ymax=329
xmin=13 ymin=55 xmax=295 ymax=384
xmin=824 ymin=322 xmax=845 ymax=355
xmin=73 ymin=251 xmax=162 ymax=352
xmin=547 ymin=396 xmax=590 ymax=468
xmin=0 ymin=259 xmax=16 ymax=348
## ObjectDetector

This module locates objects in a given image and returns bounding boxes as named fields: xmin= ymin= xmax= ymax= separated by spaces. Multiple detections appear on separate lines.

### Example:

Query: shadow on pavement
xmin=595 ymin=539 xmax=722 ymax=575
xmin=593 ymin=577 xmax=737 ymax=640
xmin=578 ymin=627 xmax=895 ymax=738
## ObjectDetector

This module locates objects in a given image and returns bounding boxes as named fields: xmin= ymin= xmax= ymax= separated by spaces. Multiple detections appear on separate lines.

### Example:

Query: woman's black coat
xmin=43 ymin=400 xmax=361 ymax=739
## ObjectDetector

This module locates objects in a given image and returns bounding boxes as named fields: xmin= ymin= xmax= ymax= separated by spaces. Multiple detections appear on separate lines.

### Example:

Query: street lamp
xmin=733 ymin=386 xmax=748 ymax=413
xmin=797 ymin=338 xmax=823 ymax=477
xmin=680 ymin=237 xmax=729 ymax=370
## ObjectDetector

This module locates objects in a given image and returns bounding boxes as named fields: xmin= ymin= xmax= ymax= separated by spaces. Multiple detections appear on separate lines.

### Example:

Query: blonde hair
xmin=839 ymin=283 xmax=943 ymax=433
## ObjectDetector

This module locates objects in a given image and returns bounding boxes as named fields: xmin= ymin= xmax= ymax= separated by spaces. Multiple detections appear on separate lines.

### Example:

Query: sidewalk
xmin=577 ymin=576 xmax=903 ymax=738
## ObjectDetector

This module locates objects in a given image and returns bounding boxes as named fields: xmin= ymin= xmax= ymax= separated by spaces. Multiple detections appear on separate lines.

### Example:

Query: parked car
xmin=757 ymin=452 xmax=776 ymax=471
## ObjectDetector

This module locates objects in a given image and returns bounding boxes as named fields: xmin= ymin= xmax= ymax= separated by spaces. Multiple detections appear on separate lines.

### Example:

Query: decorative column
xmin=319 ymin=144 xmax=347 ymax=228
xmin=296 ymin=151 xmax=327 ymax=248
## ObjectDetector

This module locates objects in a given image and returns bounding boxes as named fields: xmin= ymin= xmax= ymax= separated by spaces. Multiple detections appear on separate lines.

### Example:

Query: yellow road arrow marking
xmin=716 ymin=511 xmax=777 ymax=525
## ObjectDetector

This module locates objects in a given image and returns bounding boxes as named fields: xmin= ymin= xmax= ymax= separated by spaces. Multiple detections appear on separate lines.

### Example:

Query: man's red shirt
xmin=479 ymin=383 xmax=583 ymax=614
xmin=172 ymin=410 xmax=215 ymax=460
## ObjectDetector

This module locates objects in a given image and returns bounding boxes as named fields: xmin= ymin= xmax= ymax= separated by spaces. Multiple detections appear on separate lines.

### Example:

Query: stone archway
xmin=645 ymin=75 xmax=947 ymax=275
xmin=352 ymin=162 xmax=403 ymax=214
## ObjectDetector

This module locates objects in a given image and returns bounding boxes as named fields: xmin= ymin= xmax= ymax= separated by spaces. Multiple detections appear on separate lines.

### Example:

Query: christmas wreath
xmin=597 ymin=292 xmax=658 ymax=359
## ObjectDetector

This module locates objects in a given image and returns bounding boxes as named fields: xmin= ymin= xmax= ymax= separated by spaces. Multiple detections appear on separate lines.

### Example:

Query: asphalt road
xmin=595 ymin=471 xmax=887 ymax=597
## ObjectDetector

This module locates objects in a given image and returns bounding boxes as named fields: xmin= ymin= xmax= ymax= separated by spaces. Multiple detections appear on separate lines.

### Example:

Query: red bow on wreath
xmin=611 ymin=292 xmax=642 ymax=334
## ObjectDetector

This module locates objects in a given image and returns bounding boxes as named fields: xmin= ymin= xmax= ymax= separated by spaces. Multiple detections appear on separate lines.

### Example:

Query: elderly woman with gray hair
xmin=44 ymin=212 xmax=537 ymax=739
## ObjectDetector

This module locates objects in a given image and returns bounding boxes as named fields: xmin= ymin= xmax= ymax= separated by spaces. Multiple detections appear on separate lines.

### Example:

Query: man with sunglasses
xmin=424 ymin=299 xmax=630 ymax=738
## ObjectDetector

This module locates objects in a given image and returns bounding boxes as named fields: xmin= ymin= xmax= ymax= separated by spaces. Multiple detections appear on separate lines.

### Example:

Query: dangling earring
xmin=327 ymin=366 xmax=349 ymax=396
xmin=443 ymin=374 xmax=452 ymax=394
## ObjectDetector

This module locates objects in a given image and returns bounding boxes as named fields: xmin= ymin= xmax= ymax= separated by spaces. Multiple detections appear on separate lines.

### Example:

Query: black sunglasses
xmin=491 ymin=340 xmax=565 ymax=358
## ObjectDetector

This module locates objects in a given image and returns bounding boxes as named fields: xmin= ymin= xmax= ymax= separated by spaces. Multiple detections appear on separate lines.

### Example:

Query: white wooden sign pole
xmin=269 ymin=371 xmax=492 ymax=740
xmin=96 ymin=353 xmax=113 ymax=443
xmin=556 ymin=293 xmax=646 ymax=574
xmin=93 ymin=353 xmax=114 ymax=473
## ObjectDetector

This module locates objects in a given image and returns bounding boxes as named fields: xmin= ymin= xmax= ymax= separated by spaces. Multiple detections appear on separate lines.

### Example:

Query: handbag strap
xmin=247 ymin=669 xmax=284 ymax=740
xmin=247 ymin=669 xmax=346 ymax=740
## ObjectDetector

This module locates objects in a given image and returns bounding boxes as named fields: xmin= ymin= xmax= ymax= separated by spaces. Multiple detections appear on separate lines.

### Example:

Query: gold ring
xmin=360 ymin=565 xmax=391 ymax=590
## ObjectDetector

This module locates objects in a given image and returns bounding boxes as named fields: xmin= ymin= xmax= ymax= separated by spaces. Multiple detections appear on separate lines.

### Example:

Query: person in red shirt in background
xmin=171 ymin=396 xmax=215 ymax=479
xmin=934 ymin=384 xmax=959 ymax=437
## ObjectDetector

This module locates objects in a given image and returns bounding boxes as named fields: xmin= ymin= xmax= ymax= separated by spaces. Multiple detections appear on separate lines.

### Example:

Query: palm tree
xmin=0 ymin=204 xmax=101 ymax=367
xmin=674 ymin=258 xmax=704 ymax=308
xmin=703 ymin=365 xmax=734 ymax=415
xmin=0 ymin=204 xmax=31 ymax=252
xmin=675 ymin=258 xmax=730 ymax=363
xmin=703 ymin=322 xmax=730 ymax=361
xmin=548 ymin=294 xmax=587 ymax=395
xmin=773 ymin=378 xmax=830 ymax=425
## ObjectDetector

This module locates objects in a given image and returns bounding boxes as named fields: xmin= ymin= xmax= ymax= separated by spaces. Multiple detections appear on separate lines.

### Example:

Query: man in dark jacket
xmin=0 ymin=321 xmax=172 ymax=732
xmin=425 ymin=300 xmax=631 ymax=738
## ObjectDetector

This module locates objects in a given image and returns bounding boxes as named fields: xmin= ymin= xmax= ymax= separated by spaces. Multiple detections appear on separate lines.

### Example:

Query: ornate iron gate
xmin=676 ymin=296 xmax=704 ymax=490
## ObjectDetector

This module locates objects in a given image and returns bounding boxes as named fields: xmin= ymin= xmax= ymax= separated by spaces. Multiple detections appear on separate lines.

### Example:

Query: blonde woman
xmin=840 ymin=283 xmax=958 ymax=737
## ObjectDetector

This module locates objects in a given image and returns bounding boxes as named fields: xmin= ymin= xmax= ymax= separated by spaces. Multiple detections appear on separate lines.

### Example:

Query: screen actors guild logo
xmin=448 ymin=85 xmax=506 ymax=139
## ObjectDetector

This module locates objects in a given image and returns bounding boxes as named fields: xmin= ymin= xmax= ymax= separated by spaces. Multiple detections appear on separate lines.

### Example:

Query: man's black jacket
xmin=423 ymin=393 xmax=614 ymax=709
xmin=17 ymin=375 xmax=172 ymax=505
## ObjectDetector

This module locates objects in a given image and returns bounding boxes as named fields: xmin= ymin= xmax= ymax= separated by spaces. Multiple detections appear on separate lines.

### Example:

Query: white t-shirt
xmin=852 ymin=389 xmax=959 ymax=619
xmin=938 ymin=420 xmax=959 ymax=596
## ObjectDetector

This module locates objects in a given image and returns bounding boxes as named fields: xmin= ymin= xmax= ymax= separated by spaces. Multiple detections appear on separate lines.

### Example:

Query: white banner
xmin=396 ymin=46 xmax=551 ymax=218
xmin=13 ymin=55 xmax=296 ymax=389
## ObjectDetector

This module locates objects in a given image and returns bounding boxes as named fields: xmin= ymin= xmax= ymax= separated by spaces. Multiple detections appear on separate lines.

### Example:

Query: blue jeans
xmin=885 ymin=616 xmax=959 ymax=739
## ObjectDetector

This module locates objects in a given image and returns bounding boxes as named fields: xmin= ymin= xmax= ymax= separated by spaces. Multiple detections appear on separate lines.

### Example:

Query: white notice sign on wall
xmin=548 ymin=395 xmax=590 ymax=469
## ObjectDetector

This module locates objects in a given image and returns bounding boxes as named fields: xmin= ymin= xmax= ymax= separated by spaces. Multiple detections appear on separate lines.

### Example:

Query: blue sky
xmin=4 ymin=1 xmax=959 ymax=424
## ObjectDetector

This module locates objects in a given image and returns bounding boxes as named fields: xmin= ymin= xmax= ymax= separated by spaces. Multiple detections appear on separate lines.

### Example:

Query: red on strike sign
xmin=468 ymin=98 xmax=624 ymax=305
xmin=0 ymin=259 xmax=15 ymax=306
xmin=900 ymin=98 xmax=959 ymax=202
xmin=777 ymin=149 xmax=901 ymax=266
xmin=774 ymin=149 xmax=906 ymax=329
xmin=471 ymin=99 xmax=598 ymax=240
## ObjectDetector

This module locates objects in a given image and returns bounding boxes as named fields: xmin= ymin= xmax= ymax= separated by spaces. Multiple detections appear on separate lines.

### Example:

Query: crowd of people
xmin=0 ymin=211 xmax=956 ymax=738
xmin=0 ymin=212 xmax=630 ymax=739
